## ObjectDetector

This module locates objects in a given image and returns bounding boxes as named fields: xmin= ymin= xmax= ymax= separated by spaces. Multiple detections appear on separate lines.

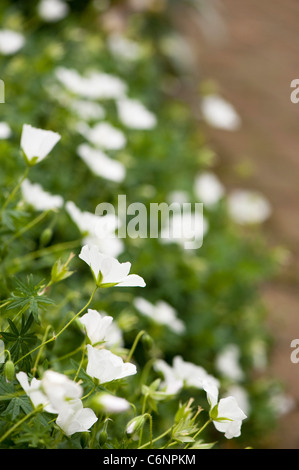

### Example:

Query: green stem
xmin=126 ymin=330 xmax=146 ymax=363
xmin=0 ymin=404 xmax=42 ymax=444
xmin=138 ymin=426 xmax=173 ymax=449
xmin=73 ymin=341 xmax=86 ymax=381
xmin=32 ymin=325 xmax=52 ymax=377
xmin=184 ymin=419 xmax=212 ymax=449
xmin=5 ymin=209 xmax=51 ymax=247
xmin=15 ymin=286 xmax=98 ymax=366
xmin=1 ymin=167 xmax=29 ymax=215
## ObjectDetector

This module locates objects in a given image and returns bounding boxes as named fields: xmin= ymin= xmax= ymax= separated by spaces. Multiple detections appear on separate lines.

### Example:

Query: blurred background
xmin=1 ymin=0 xmax=299 ymax=449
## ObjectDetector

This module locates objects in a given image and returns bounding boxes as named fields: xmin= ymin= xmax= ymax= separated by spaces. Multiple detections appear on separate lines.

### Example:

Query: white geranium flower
xmin=117 ymin=98 xmax=157 ymax=130
xmin=93 ymin=393 xmax=130 ymax=414
xmin=16 ymin=371 xmax=57 ymax=413
xmin=86 ymin=345 xmax=137 ymax=384
xmin=66 ymin=201 xmax=124 ymax=258
xmin=79 ymin=309 xmax=114 ymax=346
xmin=70 ymin=100 xmax=105 ymax=120
xmin=56 ymin=399 xmax=97 ymax=436
xmin=201 ymin=94 xmax=241 ymax=131
xmin=78 ymin=122 xmax=126 ymax=151
xmin=133 ymin=297 xmax=185 ymax=334
xmin=79 ymin=244 xmax=146 ymax=287
xmin=224 ymin=385 xmax=251 ymax=417
xmin=0 ymin=29 xmax=25 ymax=55
xmin=37 ymin=0 xmax=69 ymax=22
xmin=216 ymin=344 xmax=244 ymax=382
xmin=203 ymin=379 xmax=247 ymax=439
xmin=194 ymin=172 xmax=225 ymax=207
xmin=0 ymin=122 xmax=12 ymax=139
xmin=55 ymin=67 xmax=127 ymax=100
xmin=20 ymin=124 xmax=61 ymax=165
xmin=21 ymin=179 xmax=64 ymax=211
xmin=154 ymin=356 xmax=219 ymax=395
xmin=77 ymin=143 xmax=126 ymax=182
xmin=41 ymin=370 xmax=83 ymax=413
xmin=227 ymin=189 xmax=272 ymax=225
xmin=107 ymin=34 xmax=142 ymax=62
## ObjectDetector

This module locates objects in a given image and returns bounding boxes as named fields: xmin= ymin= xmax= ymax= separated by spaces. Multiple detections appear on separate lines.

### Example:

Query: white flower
xmin=93 ymin=393 xmax=130 ymax=414
xmin=16 ymin=371 xmax=56 ymax=413
xmin=41 ymin=370 xmax=82 ymax=413
xmin=79 ymin=309 xmax=116 ymax=346
xmin=203 ymin=379 xmax=247 ymax=439
xmin=56 ymin=399 xmax=97 ymax=436
xmin=224 ymin=385 xmax=251 ymax=417
xmin=201 ymin=94 xmax=241 ymax=131
xmin=77 ymin=143 xmax=126 ymax=182
xmin=70 ymin=100 xmax=105 ymax=120
xmin=194 ymin=172 xmax=225 ymax=207
xmin=21 ymin=179 xmax=64 ymax=211
xmin=133 ymin=297 xmax=185 ymax=334
xmin=117 ymin=98 xmax=157 ymax=130
xmin=37 ymin=0 xmax=69 ymax=22
xmin=55 ymin=67 xmax=127 ymax=100
xmin=216 ymin=344 xmax=244 ymax=382
xmin=86 ymin=345 xmax=137 ymax=384
xmin=79 ymin=244 xmax=146 ymax=287
xmin=0 ymin=29 xmax=25 ymax=55
xmin=0 ymin=122 xmax=12 ymax=139
xmin=153 ymin=356 xmax=219 ymax=395
xmin=227 ymin=189 xmax=272 ymax=225
xmin=78 ymin=122 xmax=126 ymax=151
xmin=66 ymin=201 xmax=124 ymax=258
xmin=20 ymin=124 xmax=61 ymax=165
xmin=107 ymin=34 xmax=142 ymax=62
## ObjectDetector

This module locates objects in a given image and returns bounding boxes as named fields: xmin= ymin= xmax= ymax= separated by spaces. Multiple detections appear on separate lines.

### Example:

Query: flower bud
xmin=4 ymin=360 xmax=15 ymax=382
xmin=99 ymin=430 xmax=108 ymax=446
xmin=141 ymin=333 xmax=153 ymax=351
xmin=126 ymin=415 xmax=146 ymax=435
xmin=40 ymin=228 xmax=53 ymax=247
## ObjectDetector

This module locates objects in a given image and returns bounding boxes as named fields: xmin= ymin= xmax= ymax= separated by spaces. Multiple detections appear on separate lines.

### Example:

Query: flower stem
xmin=5 ymin=209 xmax=51 ymax=247
xmin=0 ymin=167 xmax=29 ymax=216
xmin=184 ymin=419 xmax=212 ymax=449
xmin=138 ymin=426 xmax=173 ymax=449
xmin=0 ymin=404 xmax=42 ymax=444
xmin=126 ymin=330 xmax=146 ymax=362
xmin=15 ymin=286 xmax=98 ymax=366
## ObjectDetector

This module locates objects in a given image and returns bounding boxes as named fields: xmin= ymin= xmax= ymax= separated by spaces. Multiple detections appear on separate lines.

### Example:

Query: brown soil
xmin=173 ymin=0 xmax=299 ymax=448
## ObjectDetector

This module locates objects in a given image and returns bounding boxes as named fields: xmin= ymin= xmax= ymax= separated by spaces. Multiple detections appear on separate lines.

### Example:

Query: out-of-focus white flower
xmin=37 ymin=0 xmax=69 ymax=22
xmin=78 ymin=122 xmax=126 ymax=151
xmin=92 ymin=392 xmax=130 ymax=414
xmin=16 ymin=371 xmax=56 ymax=413
xmin=21 ymin=179 xmax=64 ymax=211
xmin=117 ymin=98 xmax=157 ymax=130
xmin=79 ymin=244 xmax=146 ymax=287
xmin=203 ymin=379 xmax=247 ymax=439
xmin=269 ymin=391 xmax=296 ymax=417
xmin=56 ymin=399 xmax=97 ymax=436
xmin=160 ymin=211 xmax=208 ymax=250
xmin=224 ymin=385 xmax=251 ymax=417
xmin=55 ymin=67 xmax=127 ymax=100
xmin=77 ymin=143 xmax=126 ymax=182
xmin=107 ymin=34 xmax=142 ymax=62
xmin=215 ymin=344 xmax=244 ymax=382
xmin=0 ymin=29 xmax=25 ymax=55
xmin=0 ymin=122 xmax=12 ymax=139
xmin=194 ymin=172 xmax=225 ymax=207
xmin=167 ymin=190 xmax=189 ymax=205
xmin=79 ymin=309 xmax=121 ymax=346
xmin=66 ymin=201 xmax=124 ymax=258
xmin=153 ymin=356 xmax=219 ymax=395
xmin=201 ymin=94 xmax=241 ymax=131
xmin=227 ymin=189 xmax=272 ymax=225
xmin=70 ymin=100 xmax=106 ymax=121
xmin=20 ymin=124 xmax=61 ymax=165
xmin=41 ymin=370 xmax=82 ymax=412
xmin=133 ymin=297 xmax=185 ymax=334
xmin=86 ymin=345 xmax=137 ymax=384
xmin=250 ymin=339 xmax=268 ymax=371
